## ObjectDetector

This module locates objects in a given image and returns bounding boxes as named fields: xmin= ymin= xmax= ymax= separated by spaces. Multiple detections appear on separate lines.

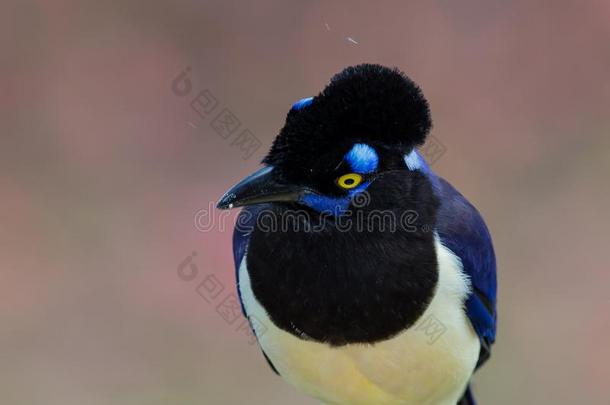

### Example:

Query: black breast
xmin=246 ymin=171 xmax=439 ymax=346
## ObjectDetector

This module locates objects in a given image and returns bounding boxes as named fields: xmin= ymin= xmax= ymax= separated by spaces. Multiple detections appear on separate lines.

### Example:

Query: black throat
xmin=246 ymin=171 xmax=440 ymax=346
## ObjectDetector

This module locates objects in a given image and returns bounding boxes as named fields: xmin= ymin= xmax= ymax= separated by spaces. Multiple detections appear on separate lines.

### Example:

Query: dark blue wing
xmin=432 ymin=175 xmax=497 ymax=367
xmin=232 ymin=205 xmax=280 ymax=374
xmin=232 ymin=206 xmax=256 ymax=316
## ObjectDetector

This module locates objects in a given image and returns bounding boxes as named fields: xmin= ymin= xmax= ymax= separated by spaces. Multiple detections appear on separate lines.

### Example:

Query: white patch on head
xmin=404 ymin=150 xmax=422 ymax=171
xmin=237 ymin=236 xmax=480 ymax=405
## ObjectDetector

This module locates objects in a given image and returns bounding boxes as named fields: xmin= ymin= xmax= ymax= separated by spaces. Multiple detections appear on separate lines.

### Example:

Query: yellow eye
xmin=336 ymin=173 xmax=363 ymax=189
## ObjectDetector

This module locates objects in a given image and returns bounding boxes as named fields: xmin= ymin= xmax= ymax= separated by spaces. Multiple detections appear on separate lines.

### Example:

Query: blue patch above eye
xmin=291 ymin=97 xmax=313 ymax=110
xmin=345 ymin=143 xmax=378 ymax=174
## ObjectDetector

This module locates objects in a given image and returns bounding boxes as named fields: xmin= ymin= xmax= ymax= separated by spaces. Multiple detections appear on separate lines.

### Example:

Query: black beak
xmin=216 ymin=166 xmax=306 ymax=209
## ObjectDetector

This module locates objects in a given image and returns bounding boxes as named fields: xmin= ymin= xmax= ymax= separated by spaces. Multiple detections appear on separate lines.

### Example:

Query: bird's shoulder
xmin=426 ymin=168 xmax=497 ymax=367
xmin=232 ymin=205 xmax=266 ymax=312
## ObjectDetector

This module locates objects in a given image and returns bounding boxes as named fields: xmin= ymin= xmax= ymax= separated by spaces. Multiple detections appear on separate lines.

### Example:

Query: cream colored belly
xmin=238 ymin=238 xmax=480 ymax=405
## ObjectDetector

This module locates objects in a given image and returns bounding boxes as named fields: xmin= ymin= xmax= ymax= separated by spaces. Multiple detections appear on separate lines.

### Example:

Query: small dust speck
xmin=346 ymin=37 xmax=359 ymax=45
xmin=187 ymin=121 xmax=198 ymax=128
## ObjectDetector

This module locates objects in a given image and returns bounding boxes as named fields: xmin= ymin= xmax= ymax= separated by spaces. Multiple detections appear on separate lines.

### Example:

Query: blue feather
xmin=422 ymin=155 xmax=497 ymax=361
xmin=345 ymin=143 xmax=379 ymax=173
xmin=291 ymin=97 xmax=313 ymax=110
xmin=406 ymin=150 xmax=496 ymax=363
xmin=233 ymin=205 xmax=263 ymax=315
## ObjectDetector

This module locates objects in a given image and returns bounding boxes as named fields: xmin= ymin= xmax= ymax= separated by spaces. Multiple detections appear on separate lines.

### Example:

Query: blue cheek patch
xmin=300 ymin=182 xmax=371 ymax=215
xmin=345 ymin=144 xmax=378 ymax=174
xmin=300 ymin=194 xmax=346 ymax=215
xmin=291 ymin=97 xmax=313 ymax=110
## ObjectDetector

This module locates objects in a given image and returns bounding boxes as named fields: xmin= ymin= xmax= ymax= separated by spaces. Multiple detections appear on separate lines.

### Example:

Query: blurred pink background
xmin=2 ymin=1 xmax=609 ymax=404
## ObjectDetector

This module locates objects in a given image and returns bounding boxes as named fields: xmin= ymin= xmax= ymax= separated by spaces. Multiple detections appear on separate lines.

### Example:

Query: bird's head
xmin=217 ymin=64 xmax=432 ymax=215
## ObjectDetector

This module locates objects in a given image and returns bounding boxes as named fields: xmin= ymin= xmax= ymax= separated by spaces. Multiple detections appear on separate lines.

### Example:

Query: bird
xmin=217 ymin=64 xmax=497 ymax=405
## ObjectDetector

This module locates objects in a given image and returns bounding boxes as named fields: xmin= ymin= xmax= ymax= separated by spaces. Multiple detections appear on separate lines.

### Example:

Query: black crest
xmin=263 ymin=64 xmax=432 ymax=178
